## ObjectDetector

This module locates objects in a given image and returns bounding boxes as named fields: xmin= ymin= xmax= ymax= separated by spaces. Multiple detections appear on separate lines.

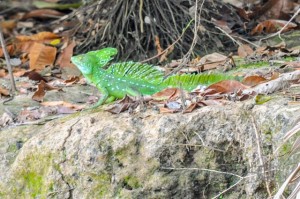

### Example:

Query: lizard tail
xmin=162 ymin=73 xmax=239 ymax=91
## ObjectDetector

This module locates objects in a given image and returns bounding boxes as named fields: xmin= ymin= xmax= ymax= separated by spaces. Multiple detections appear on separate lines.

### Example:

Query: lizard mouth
xmin=71 ymin=55 xmax=92 ymax=75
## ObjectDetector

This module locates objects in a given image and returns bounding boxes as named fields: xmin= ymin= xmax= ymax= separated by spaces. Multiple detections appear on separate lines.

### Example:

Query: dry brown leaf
xmin=263 ymin=0 xmax=297 ymax=20
xmin=13 ymin=68 xmax=27 ymax=77
xmin=41 ymin=101 xmax=84 ymax=110
xmin=32 ymin=80 xmax=60 ymax=102
xmin=198 ymin=53 xmax=228 ymax=71
xmin=0 ymin=86 xmax=9 ymax=96
xmin=159 ymin=45 xmax=174 ymax=63
xmin=16 ymin=32 xmax=59 ymax=42
xmin=64 ymin=76 xmax=80 ymax=86
xmin=29 ymin=42 xmax=57 ymax=70
xmin=238 ymin=44 xmax=254 ymax=58
xmin=55 ymin=40 xmax=76 ymax=67
xmin=23 ymin=70 xmax=48 ymax=82
xmin=0 ymin=45 xmax=15 ymax=57
xmin=282 ymin=61 xmax=300 ymax=69
xmin=0 ymin=69 xmax=6 ymax=78
xmin=242 ymin=75 xmax=267 ymax=87
xmin=183 ymin=103 xmax=198 ymax=113
xmin=243 ymin=70 xmax=300 ymax=95
xmin=271 ymin=72 xmax=280 ymax=80
xmin=205 ymin=80 xmax=248 ymax=95
xmin=213 ymin=19 xmax=232 ymax=33
xmin=159 ymin=107 xmax=177 ymax=113
xmin=251 ymin=20 xmax=297 ymax=35
xmin=152 ymin=88 xmax=180 ymax=101
xmin=22 ymin=9 xmax=64 ymax=19
xmin=105 ymin=96 xmax=137 ymax=114
xmin=155 ymin=35 xmax=163 ymax=54
xmin=0 ymin=20 xmax=16 ymax=32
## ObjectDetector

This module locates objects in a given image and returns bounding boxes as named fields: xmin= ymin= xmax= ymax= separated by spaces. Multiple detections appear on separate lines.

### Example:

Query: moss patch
xmin=8 ymin=152 xmax=54 ymax=199
xmin=88 ymin=172 xmax=112 ymax=198
xmin=123 ymin=175 xmax=141 ymax=189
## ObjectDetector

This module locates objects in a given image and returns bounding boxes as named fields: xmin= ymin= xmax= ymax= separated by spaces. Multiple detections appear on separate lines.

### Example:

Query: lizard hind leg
xmin=105 ymin=96 xmax=116 ymax=104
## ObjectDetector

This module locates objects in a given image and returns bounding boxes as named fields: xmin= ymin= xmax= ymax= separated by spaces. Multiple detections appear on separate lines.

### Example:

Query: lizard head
xmin=86 ymin=47 xmax=118 ymax=67
xmin=71 ymin=48 xmax=118 ymax=74
xmin=71 ymin=54 xmax=94 ymax=75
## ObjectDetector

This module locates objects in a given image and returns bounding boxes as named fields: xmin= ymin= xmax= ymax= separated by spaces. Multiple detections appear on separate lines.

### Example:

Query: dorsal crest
xmin=106 ymin=61 xmax=164 ymax=84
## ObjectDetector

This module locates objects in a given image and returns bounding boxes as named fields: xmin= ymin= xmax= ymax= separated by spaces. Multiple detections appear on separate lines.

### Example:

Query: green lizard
xmin=71 ymin=47 xmax=235 ymax=107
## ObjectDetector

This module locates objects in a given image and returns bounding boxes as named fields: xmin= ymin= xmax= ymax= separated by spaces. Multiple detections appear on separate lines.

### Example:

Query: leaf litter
xmin=0 ymin=0 xmax=299 ymax=126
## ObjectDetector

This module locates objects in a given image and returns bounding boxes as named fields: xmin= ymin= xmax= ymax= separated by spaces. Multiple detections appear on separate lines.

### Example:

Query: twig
xmin=274 ymin=163 xmax=300 ymax=199
xmin=139 ymin=0 xmax=144 ymax=33
xmin=216 ymin=26 xmax=242 ymax=46
xmin=251 ymin=115 xmax=272 ymax=197
xmin=232 ymin=35 xmax=260 ymax=48
xmin=161 ymin=166 xmax=244 ymax=179
xmin=141 ymin=19 xmax=194 ymax=63
xmin=212 ymin=177 xmax=244 ymax=199
xmin=163 ymin=0 xmax=205 ymax=78
xmin=0 ymin=26 xmax=17 ymax=93
xmin=259 ymin=7 xmax=300 ymax=43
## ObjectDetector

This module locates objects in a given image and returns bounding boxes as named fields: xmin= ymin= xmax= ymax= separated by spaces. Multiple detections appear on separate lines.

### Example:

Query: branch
xmin=0 ymin=26 xmax=17 ymax=93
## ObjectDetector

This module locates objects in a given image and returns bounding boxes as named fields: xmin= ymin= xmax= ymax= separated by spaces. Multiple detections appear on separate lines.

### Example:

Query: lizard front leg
xmin=92 ymin=84 xmax=111 ymax=108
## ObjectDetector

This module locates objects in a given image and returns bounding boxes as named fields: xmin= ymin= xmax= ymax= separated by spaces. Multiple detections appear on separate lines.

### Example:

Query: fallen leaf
xmin=22 ymin=9 xmax=64 ymax=19
xmin=155 ymin=35 xmax=163 ymax=54
xmin=281 ymin=61 xmax=300 ymax=69
xmin=32 ymin=80 xmax=60 ymax=102
xmin=0 ymin=45 xmax=14 ymax=57
xmin=270 ymin=72 xmax=280 ymax=80
xmin=13 ymin=68 xmax=27 ymax=77
xmin=50 ymin=39 xmax=61 ymax=46
xmin=29 ymin=42 xmax=57 ymax=70
xmin=183 ymin=103 xmax=198 ymax=113
xmin=159 ymin=107 xmax=177 ymax=113
xmin=243 ymin=70 xmax=300 ymax=94
xmin=152 ymin=88 xmax=180 ymax=101
xmin=16 ymin=31 xmax=59 ymax=42
xmin=238 ymin=44 xmax=254 ymax=58
xmin=0 ymin=86 xmax=9 ymax=96
xmin=0 ymin=69 xmax=6 ymax=77
xmin=251 ymin=20 xmax=297 ymax=35
xmin=105 ymin=96 xmax=138 ymax=114
xmin=41 ymin=101 xmax=84 ymax=110
xmin=55 ymin=40 xmax=76 ymax=67
xmin=205 ymin=80 xmax=248 ymax=95
xmin=213 ymin=19 xmax=232 ymax=33
xmin=23 ymin=70 xmax=48 ymax=82
xmin=64 ymin=76 xmax=80 ymax=86
xmin=0 ymin=20 xmax=16 ymax=32
xmin=197 ymin=53 xmax=230 ymax=71
xmin=255 ymin=94 xmax=272 ymax=105
xmin=242 ymin=75 xmax=267 ymax=87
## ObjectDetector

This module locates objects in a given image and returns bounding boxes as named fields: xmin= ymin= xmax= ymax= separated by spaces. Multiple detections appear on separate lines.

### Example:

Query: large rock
xmin=0 ymin=96 xmax=299 ymax=198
